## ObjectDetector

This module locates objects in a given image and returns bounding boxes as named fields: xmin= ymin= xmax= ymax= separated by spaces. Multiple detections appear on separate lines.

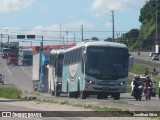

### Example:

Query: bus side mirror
xmin=129 ymin=55 xmax=134 ymax=66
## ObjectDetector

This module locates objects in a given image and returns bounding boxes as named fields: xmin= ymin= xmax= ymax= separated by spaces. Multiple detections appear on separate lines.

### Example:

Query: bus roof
xmin=65 ymin=41 xmax=128 ymax=52
xmin=50 ymin=49 xmax=65 ymax=54
xmin=21 ymin=49 xmax=33 ymax=51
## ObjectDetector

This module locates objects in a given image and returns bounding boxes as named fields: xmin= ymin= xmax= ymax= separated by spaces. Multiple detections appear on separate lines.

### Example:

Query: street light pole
xmin=112 ymin=10 xmax=115 ymax=42
xmin=73 ymin=33 xmax=76 ymax=44
xmin=30 ymin=41 xmax=32 ymax=48
xmin=156 ymin=0 xmax=158 ymax=46
xmin=0 ymin=34 xmax=2 ymax=43
xmin=66 ymin=31 xmax=68 ymax=45
xmin=81 ymin=25 xmax=83 ymax=41
xmin=41 ymin=36 xmax=43 ymax=48
xmin=8 ymin=35 xmax=9 ymax=43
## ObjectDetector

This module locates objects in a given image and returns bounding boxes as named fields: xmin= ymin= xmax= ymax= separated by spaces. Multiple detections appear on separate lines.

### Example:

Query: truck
xmin=7 ymin=46 xmax=19 ymax=65
xmin=1 ymin=43 xmax=11 ymax=59
xmin=19 ymin=49 xmax=33 ymax=65
xmin=32 ymin=52 xmax=50 ymax=92
xmin=2 ymin=48 xmax=10 ymax=59
xmin=10 ymin=42 xmax=19 ymax=48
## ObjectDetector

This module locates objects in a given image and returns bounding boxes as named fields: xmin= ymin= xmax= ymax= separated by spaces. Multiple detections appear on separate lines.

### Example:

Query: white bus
xmin=62 ymin=41 xmax=131 ymax=100
xmin=48 ymin=49 xmax=65 ymax=96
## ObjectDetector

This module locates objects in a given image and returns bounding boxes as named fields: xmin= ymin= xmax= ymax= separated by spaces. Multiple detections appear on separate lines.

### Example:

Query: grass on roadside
xmin=0 ymin=87 xmax=22 ymax=99
xmin=36 ymin=98 xmax=131 ymax=114
xmin=129 ymin=63 xmax=147 ymax=75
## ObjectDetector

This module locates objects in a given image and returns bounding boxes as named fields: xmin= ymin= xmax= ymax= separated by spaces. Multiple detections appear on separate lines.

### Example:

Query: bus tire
xmin=55 ymin=86 xmax=60 ymax=96
xmin=55 ymin=91 xmax=60 ymax=97
xmin=113 ymin=93 xmax=120 ymax=100
xmin=81 ymin=91 xmax=87 ymax=99
xmin=97 ymin=94 xmax=102 ymax=99
xmin=74 ymin=82 xmax=80 ymax=98
xmin=74 ymin=92 xmax=79 ymax=98
xmin=51 ymin=91 xmax=55 ymax=96
xmin=69 ymin=92 xmax=73 ymax=98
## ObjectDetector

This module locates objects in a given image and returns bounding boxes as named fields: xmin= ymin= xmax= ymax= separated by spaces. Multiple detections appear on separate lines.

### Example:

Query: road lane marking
xmin=5 ymin=67 xmax=13 ymax=76
xmin=20 ymin=66 xmax=31 ymax=78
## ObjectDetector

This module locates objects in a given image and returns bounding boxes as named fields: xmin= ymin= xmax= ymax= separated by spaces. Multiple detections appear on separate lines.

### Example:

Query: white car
xmin=152 ymin=53 xmax=160 ymax=61
xmin=149 ymin=52 xmax=157 ymax=57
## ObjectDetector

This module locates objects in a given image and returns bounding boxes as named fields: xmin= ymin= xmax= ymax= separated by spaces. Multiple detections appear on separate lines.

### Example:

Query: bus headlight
xmin=86 ymin=79 xmax=95 ymax=84
xmin=118 ymin=82 xmax=126 ymax=86
xmin=56 ymin=82 xmax=62 ymax=85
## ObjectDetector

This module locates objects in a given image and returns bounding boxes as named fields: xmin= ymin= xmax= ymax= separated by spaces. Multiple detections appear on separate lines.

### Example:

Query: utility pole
xmin=156 ymin=0 xmax=158 ymax=45
xmin=30 ymin=41 xmax=32 ymax=48
xmin=0 ymin=34 xmax=2 ymax=43
xmin=73 ymin=33 xmax=76 ymax=44
xmin=60 ymin=24 xmax=62 ymax=44
xmin=8 ymin=35 xmax=9 ymax=43
xmin=62 ymin=36 xmax=65 ymax=48
xmin=81 ymin=25 xmax=83 ymax=41
xmin=41 ymin=36 xmax=43 ymax=48
xmin=66 ymin=31 xmax=68 ymax=45
xmin=112 ymin=10 xmax=115 ymax=42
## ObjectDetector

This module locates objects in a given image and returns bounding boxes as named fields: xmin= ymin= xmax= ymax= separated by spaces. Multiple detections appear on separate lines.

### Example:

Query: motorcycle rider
xmin=143 ymin=75 xmax=152 ymax=95
xmin=133 ymin=76 xmax=143 ymax=95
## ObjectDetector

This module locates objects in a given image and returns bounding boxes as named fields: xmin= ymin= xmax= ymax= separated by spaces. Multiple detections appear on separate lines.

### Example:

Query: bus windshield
xmin=57 ymin=54 xmax=64 ymax=77
xmin=85 ymin=46 xmax=129 ymax=79
xmin=24 ymin=55 xmax=33 ymax=59
xmin=23 ymin=51 xmax=32 ymax=55
xmin=3 ymin=49 xmax=10 ymax=52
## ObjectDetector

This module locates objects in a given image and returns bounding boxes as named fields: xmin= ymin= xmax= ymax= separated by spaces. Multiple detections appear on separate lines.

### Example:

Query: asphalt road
xmin=0 ymin=56 xmax=33 ymax=92
xmin=0 ymin=52 xmax=160 ymax=114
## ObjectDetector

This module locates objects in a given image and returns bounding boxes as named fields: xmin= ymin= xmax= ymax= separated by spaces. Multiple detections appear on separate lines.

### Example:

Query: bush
xmin=0 ymin=87 xmax=22 ymax=99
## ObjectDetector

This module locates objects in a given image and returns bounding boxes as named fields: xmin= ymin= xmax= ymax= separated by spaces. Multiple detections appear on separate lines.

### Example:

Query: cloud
xmin=32 ymin=20 xmax=93 ymax=32
xmin=0 ymin=0 xmax=34 ymax=12
xmin=105 ymin=21 xmax=112 ymax=29
xmin=0 ymin=20 xmax=93 ymax=44
xmin=91 ymin=0 xmax=146 ymax=16
xmin=65 ymin=20 xmax=93 ymax=29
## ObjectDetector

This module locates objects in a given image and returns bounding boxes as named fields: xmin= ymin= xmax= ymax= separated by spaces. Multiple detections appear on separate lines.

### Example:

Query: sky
xmin=0 ymin=0 xmax=147 ymax=46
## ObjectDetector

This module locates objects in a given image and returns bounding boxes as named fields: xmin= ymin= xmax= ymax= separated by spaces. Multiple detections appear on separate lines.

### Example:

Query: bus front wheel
xmin=55 ymin=85 xmax=60 ymax=96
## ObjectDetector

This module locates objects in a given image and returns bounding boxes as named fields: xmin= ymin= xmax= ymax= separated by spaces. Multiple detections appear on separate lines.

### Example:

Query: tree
xmin=139 ymin=0 xmax=160 ymax=24
xmin=91 ymin=37 xmax=99 ymax=41
xmin=104 ymin=37 xmax=112 ymax=42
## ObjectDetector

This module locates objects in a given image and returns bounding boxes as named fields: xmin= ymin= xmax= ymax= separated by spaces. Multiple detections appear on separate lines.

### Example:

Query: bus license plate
xmin=103 ymin=87 xmax=109 ymax=91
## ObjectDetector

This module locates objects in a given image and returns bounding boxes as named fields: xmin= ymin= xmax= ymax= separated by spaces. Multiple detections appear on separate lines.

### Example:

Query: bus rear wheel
xmin=68 ymin=92 xmax=74 ymax=98
xmin=81 ymin=91 xmax=87 ymax=99
xmin=51 ymin=91 xmax=55 ymax=96
xmin=55 ymin=91 xmax=60 ymax=97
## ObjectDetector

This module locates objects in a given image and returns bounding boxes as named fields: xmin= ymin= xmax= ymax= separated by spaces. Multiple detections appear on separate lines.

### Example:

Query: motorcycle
xmin=151 ymin=81 xmax=156 ymax=97
xmin=145 ymin=85 xmax=152 ymax=100
xmin=133 ymin=85 xmax=143 ymax=101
